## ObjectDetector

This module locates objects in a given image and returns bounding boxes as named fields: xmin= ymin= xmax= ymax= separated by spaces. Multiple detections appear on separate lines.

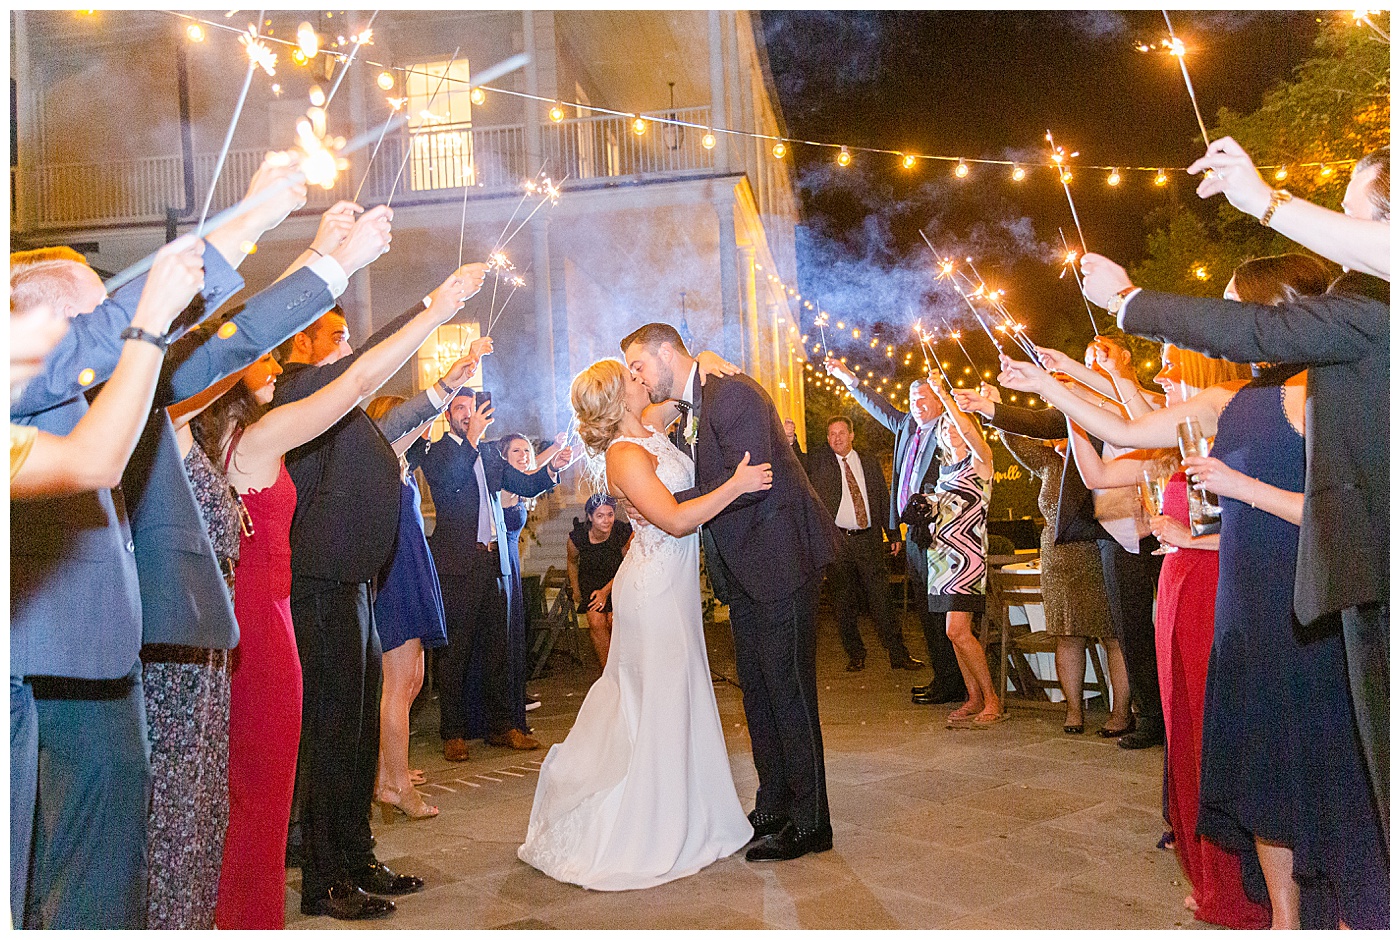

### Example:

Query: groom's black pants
xmin=727 ymin=573 xmax=830 ymax=833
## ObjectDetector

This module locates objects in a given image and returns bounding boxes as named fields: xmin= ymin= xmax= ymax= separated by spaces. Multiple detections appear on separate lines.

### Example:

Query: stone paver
xmin=285 ymin=611 xmax=1209 ymax=929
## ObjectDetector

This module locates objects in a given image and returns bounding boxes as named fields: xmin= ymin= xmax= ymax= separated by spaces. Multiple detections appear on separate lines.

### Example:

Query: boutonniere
xmin=684 ymin=413 xmax=699 ymax=446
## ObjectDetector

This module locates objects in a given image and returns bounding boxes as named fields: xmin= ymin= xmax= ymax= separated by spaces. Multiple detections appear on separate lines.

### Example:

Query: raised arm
xmin=825 ymin=356 xmax=905 ymax=434
xmin=607 ymin=442 xmax=772 ymax=539
xmin=929 ymin=378 xmax=992 ymax=475
xmin=999 ymin=357 xmax=1240 ymax=450
xmin=12 ymin=238 xmax=207 ymax=497
xmin=1064 ymin=419 xmax=1168 ymax=491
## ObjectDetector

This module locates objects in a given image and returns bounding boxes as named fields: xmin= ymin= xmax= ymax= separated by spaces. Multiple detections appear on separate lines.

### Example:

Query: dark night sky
xmin=759 ymin=10 xmax=1325 ymax=373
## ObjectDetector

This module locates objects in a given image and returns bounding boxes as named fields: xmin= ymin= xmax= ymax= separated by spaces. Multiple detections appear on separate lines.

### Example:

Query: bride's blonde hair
xmin=570 ymin=358 xmax=630 ymax=459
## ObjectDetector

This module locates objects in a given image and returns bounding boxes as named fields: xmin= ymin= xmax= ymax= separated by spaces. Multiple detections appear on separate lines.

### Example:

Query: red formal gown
xmin=215 ymin=464 xmax=302 ymax=929
xmin=1154 ymin=473 xmax=1267 ymax=930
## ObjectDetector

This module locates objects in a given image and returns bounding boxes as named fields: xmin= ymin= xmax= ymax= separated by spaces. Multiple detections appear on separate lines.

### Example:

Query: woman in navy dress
xmin=366 ymin=396 xmax=447 ymax=821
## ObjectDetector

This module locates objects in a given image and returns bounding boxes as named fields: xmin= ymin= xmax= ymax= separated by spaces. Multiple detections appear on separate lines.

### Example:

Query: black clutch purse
xmin=900 ymin=494 xmax=935 ymax=551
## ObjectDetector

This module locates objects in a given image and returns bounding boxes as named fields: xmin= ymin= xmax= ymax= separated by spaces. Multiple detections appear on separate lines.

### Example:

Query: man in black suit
xmin=825 ymin=360 xmax=968 ymax=706
xmin=409 ymin=393 xmax=569 ymax=761
xmin=807 ymin=416 xmax=923 ymax=673
xmin=1081 ymin=145 xmax=1391 ymax=834
xmin=622 ymin=322 xmax=839 ymax=862
xmin=274 ymin=263 xmax=488 ymax=920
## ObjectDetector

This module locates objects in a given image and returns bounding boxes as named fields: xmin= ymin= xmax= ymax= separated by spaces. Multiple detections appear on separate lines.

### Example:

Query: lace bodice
xmin=607 ymin=429 xmax=696 ymax=566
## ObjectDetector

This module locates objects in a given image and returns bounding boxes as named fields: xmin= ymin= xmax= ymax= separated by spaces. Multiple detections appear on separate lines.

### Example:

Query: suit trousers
xmin=1341 ymin=601 xmax=1388 ymax=845
xmin=24 ymin=666 xmax=151 ymax=928
xmin=726 ymin=571 xmax=830 ymax=832
xmin=906 ymin=535 xmax=966 ymax=697
xmin=1098 ymin=538 xmax=1163 ymax=732
xmin=829 ymin=528 xmax=908 ymax=663
xmin=436 ymin=549 xmax=513 ymax=740
xmin=10 ymin=677 xmax=37 ymax=925
xmin=290 ymin=578 xmax=381 ymax=897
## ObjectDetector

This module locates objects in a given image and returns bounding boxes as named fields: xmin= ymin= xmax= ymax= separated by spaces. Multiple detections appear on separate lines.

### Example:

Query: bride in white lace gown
xmin=518 ymin=359 xmax=771 ymax=891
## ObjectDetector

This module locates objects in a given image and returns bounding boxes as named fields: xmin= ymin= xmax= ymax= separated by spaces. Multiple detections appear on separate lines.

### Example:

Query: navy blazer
xmin=409 ymin=433 xmax=556 ymax=578
xmin=671 ymin=372 xmax=838 ymax=603
xmin=1124 ymin=279 xmax=1389 ymax=625
xmin=846 ymin=383 xmax=943 ymax=531
xmin=11 ymin=250 xmax=243 ymax=679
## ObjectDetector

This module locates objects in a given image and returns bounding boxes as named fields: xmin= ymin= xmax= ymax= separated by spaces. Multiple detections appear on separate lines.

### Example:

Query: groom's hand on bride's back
xmin=730 ymin=451 xmax=773 ymax=494
xmin=620 ymin=497 xmax=651 ymax=529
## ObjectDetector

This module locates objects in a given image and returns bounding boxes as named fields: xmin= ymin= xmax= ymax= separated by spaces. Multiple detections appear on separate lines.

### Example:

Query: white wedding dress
xmin=517 ymin=429 xmax=753 ymax=890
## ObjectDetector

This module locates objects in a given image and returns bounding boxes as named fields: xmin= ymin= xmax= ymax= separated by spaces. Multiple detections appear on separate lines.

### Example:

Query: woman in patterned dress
xmin=921 ymin=381 xmax=1000 ymax=725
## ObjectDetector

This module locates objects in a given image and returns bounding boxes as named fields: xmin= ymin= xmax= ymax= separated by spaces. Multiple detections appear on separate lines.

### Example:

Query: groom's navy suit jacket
xmin=671 ymin=371 xmax=838 ymax=603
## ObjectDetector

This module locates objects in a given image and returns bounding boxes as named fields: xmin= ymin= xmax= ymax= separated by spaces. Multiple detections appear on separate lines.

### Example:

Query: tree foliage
xmin=1132 ymin=14 xmax=1390 ymax=296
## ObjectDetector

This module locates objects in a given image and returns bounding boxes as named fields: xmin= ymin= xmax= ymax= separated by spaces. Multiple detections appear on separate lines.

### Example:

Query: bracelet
xmin=308 ymin=247 xmax=324 ymax=258
xmin=119 ymin=326 xmax=170 ymax=351
xmin=1259 ymin=189 xmax=1292 ymax=227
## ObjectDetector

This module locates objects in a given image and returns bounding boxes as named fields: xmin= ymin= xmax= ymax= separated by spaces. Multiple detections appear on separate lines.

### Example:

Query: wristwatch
xmin=435 ymin=377 xmax=455 ymax=399
xmin=1259 ymin=188 xmax=1292 ymax=227
xmin=119 ymin=326 xmax=170 ymax=351
xmin=1106 ymin=286 xmax=1137 ymax=316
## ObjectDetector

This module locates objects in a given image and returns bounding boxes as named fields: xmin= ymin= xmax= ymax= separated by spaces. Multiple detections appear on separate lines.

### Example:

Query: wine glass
xmin=1139 ymin=468 xmax=1177 ymax=555
xmin=1176 ymin=417 xmax=1222 ymax=536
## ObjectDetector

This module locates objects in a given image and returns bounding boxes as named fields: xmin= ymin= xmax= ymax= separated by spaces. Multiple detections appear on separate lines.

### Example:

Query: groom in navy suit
xmin=621 ymin=323 xmax=840 ymax=861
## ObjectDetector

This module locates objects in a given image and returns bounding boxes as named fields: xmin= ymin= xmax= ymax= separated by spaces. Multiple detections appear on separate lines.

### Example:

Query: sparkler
xmin=918 ymin=323 xmax=955 ymax=388
xmin=494 ymin=175 xmax=566 ymax=254
xmin=352 ymin=95 xmax=405 ymax=204
xmin=1045 ymin=130 xmax=1088 ymax=254
xmin=937 ymin=314 xmax=977 ymax=371
xmin=323 ymin=12 xmax=377 ymax=108
xmin=918 ymin=230 xmax=1005 ymax=357
xmin=912 ymin=319 xmax=935 ymax=373
xmin=486 ymin=270 xmax=529 ymax=337
xmin=1161 ymin=11 xmax=1211 ymax=146
xmin=198 ymin=13 xmax=271 ymax=229
xmin=814 ymin=310 xmax=830 ymax=353
xmin=1059 ymin=227 xmax=1101 ymax=336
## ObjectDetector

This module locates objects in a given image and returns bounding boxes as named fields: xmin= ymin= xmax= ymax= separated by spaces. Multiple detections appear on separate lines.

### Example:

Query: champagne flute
xmin=1176 ymin=417 xmax=1222 ymax=536
xmin=1139 ymin=468 xmax=1177 ymax=555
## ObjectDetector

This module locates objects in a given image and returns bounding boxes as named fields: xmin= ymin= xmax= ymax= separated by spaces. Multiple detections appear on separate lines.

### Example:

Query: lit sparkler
xmin=1059 ymin=227 xmax=1101 ymax=336
xmin=323 ymin=11 xmax=377 ymax=108
xmin=198 ymin=14 xmax=273 ymax=229
xmin=1045 ymin=130 xmax=1088 ymax=254
xmin=1160 ymin=11 xmax=1212 ymax=146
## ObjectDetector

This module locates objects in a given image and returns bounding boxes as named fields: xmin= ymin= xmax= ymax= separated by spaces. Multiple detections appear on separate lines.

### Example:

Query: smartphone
xmin=474 ymin=390 xmax=492 ymax=407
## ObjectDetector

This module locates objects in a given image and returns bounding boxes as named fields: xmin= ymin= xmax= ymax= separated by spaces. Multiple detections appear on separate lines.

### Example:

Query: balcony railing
xmin=17 ymin=107 xmax=714 ymax=230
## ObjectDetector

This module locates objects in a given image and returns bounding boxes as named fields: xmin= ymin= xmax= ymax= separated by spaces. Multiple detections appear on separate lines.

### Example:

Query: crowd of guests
xmin=9 ymin=152 xmax=573 ymax=927
xmin=808 ymin=140 xmax=1388 ymax=928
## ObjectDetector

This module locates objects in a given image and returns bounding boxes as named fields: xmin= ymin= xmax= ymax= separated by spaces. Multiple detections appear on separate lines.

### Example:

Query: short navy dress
xmin=374 ymin=474 xmax=448 ymax=654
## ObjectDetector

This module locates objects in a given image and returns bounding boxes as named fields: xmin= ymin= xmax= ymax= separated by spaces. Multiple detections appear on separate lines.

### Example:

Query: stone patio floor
xmin=284 ymin=610 xmax=1215 ymax=930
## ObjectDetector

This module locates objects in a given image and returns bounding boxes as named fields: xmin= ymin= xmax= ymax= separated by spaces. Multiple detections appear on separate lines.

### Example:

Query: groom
xmin=622 ymin=323 xmax=840 ymax=861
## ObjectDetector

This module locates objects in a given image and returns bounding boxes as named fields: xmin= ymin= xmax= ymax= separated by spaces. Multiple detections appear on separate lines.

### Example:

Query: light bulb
xmin=632 ymin=116 xmax=647 ymax=136
xmin=549 ymin=103 xmax=565 ymax=123
xmin=837 ymin=146 xmax=851 ymax=167
xmin=1011 ymin=165 xmax=1026 ymax=182
xmin=902 ymin=154 xmax=916 ymax=170
xmin=292 ymin=48 xmax=308 ymax=65
xmin=1107 ymin=168 xmax=1121 ymax=186
xmin=772 ymin=141 xmax=787 ymax=159
xmin=1193 ymin=265 xmax=1209 ymax=281
xmin=309 ymin=84 xmax=326 ymax=107
xmin=1319 ymin=164 xmax=1334 ymax=178
xmin=954 ymin=159 xmax=970 ymax=178
xmin=1274 ymin=166 xmax=1288 ymax=181
xmin=1060 ymin=169 xmax=1073 ymax=184
xmin=471 ymin=87 xmax=486 ymax=106
xmin=701 ymin=131 xmax=716 ymax=150
xmin=296 ymin=21 xmax=318 ymax=59
xmin=186 ymin=23 xmax=206 ymax=42
xmin=377 ymin=70 xmax=394 ymax=90
xmin=1154 ymin=170 xmax=1168 ymax=186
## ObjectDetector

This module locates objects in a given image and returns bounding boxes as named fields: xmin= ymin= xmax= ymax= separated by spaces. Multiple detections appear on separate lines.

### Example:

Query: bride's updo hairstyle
xmin=570 ymin=358 xmax=630 ymax=458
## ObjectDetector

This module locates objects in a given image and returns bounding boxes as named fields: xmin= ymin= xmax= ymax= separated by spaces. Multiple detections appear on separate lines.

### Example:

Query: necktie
xmin=898 ymin=426 xmax=925 ymax=515
xmin=842 ymin=455 xmax=869 ymax=529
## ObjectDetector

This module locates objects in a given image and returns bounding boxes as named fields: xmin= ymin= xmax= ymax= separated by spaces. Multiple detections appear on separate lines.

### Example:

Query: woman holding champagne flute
xmin=999 ymin=254 xmax=1386 ymax=928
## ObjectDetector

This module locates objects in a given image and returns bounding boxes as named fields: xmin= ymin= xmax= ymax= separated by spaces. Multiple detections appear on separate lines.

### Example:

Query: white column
xmin=715 ymin=194 xmax=742 ymax=362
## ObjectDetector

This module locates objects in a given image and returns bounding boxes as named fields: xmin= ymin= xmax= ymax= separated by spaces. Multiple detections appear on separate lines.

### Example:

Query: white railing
xmin=16 ymin=107 xmax=715 ymax=230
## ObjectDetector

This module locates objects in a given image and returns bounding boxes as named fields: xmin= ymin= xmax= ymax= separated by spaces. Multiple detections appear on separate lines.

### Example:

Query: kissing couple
xmin=517 ymin=322 xmax=840 ymax=890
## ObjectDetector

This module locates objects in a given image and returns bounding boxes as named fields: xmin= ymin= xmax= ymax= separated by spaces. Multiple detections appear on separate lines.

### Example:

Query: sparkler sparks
xmin=1159 ymin=11 xmax=1212 ymax=146
xmin=240 ymin=26 xmax=277 ymax=76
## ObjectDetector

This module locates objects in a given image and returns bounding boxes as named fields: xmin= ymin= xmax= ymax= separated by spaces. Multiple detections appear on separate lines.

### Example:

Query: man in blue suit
xmin=10 ymin=159 xmax=386 ymax=927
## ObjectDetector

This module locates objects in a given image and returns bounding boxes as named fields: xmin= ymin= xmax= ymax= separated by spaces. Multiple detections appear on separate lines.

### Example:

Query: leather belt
xmin=476 ymin=541 xmax=499 ymax=553
xmin=140 ymin=645 xmax=232 ymax=671
xmin=839 ymin=526 xmax=871 ymax=535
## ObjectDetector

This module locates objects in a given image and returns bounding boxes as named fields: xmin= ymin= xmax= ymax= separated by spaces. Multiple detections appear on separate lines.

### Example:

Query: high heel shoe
xmin=376 ymin=786 xmax=439 ymax=822
xmin=1096 ymin=715 xmax=1137 ymax=739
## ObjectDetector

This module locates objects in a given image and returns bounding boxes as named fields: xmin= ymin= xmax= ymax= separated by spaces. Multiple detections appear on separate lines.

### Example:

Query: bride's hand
xmin=696 ymin=350 xmax=742 ymax=386
xmin=730 ymin=451 xmax=773 ymax=494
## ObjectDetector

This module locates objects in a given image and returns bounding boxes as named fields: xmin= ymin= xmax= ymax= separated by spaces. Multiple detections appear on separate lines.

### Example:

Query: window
xmin=405 ymin=58 xmax=473 ymax=191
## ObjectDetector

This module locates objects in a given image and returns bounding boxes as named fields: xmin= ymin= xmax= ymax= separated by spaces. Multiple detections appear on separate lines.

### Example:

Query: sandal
xmin=972 ymin=711 xmax=1009 ymax=727
xmin=946 ymin=702 xmax=981 ymax=724
xmin=376 ymin=786 xmax=439 ymax=822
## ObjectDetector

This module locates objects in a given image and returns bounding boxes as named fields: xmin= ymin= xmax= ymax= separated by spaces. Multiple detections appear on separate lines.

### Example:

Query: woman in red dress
xmin=194 ymin=289 xmax=488 ymax=927
xmin=1064 ymin=343 xmax=1264 ymax=927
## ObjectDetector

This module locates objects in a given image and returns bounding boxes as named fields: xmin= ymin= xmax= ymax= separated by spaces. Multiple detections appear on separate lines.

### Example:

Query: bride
xmin=517 ymin=358 xmax=772 ymax=891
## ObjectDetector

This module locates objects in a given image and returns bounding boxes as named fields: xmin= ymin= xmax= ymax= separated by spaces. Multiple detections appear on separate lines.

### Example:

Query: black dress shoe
xmin=351 ymin=862 xmax=425 ymax=896
xmin=845 ymin=655 xmax=866 ymax=672
xmin=747 ymin=809 xmax=789 ymax=840
xmin=912 ymin=687 xmax=965 ymax=705
xmin=300 ymin=881 xmax=396 ymax=919
xmin=889 ymin=654 xmax=925 ymax=671
xmin=745 ymin=821 xmax=834 ymax=862
xmin=911 ymin=681 xmax=933 ymax=696
xmin=1117 ymin=729 xmax=1165 ymax=750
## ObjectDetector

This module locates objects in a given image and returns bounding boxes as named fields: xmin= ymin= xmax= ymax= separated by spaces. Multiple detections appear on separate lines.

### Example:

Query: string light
xmin=632 ymin=115 xmax=647 ymax=136
xmin=186 ymin=23 xmax=206 ymax=42
xmin=1107 ymin=168 xmax=1121 ymax=186
xmin=471 ymin=86 xmax=486 ymax=106
xmin=902 ymin=153 xmax=917 ymax=170
xmin=291 ymin=48 xmax=307 ymax=65
xmin=377 ymin=70 xmax=394 ymax=90
xmin=954 ymin=159 xmax=969 ymax=178
xmin=1059 ymin=168 xmax=1073 ymax=184
xmin=1275 ymin=166 xmax=1288 ymax=181
xmin=309 ymin=84 xmax=326 ymax=107
xmin=296 ymin=21 xmax=318 ymax=59
xmin=1154 ymin=170 xmax=1169 ymax=186
xmin=837 ymin=146 xmax=852 ymax=167
xmin=772 ymin=141 xmax=787 ymax=159
xmin=702 ymin=130 xmax=717 ymax=150
xmin=1011 ymin=165 xmax=1026 ymax=182
xmin=549 ymin=102 xmax=565 ymax=123
xmin=1193 ymin=265 xmax=1209 ymax=280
